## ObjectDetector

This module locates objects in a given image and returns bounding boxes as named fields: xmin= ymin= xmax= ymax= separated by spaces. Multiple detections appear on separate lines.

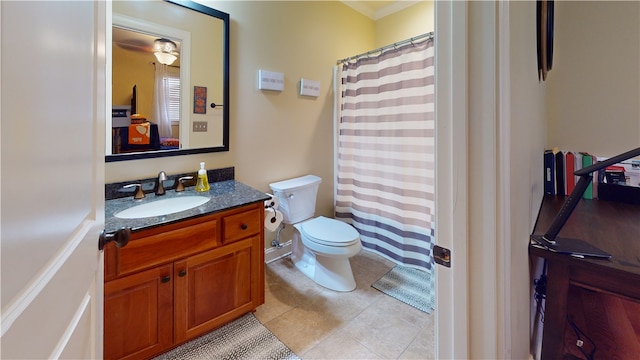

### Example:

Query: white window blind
xmin=165 ymin=74 xmax=180 ymax=122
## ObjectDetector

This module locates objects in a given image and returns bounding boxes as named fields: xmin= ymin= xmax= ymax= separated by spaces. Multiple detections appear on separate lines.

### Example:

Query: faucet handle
xmin=175 ymin=176 xmax=193 ymax=192
xmin=155 ymin=171 xmax=168 ymax=196
xmin=123 ymin=183 xmax=145 ymax=200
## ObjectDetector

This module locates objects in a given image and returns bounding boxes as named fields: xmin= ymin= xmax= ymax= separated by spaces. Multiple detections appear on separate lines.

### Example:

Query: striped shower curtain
xmin=335 ymin=37 xmax=435 ymax=271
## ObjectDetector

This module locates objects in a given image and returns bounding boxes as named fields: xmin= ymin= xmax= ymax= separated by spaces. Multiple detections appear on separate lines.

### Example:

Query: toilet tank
xmin=269 ymin=175 xmax=322 ymax=224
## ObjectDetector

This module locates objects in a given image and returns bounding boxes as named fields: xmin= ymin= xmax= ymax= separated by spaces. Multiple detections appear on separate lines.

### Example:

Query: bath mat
xmin=372 ymin=265 xmax=435 ymax=314
xmin=153 ymin=312 xmax=300 ymax=360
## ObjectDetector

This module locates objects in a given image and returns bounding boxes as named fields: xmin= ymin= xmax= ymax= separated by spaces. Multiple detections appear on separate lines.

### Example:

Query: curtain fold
xmin=335 ymin=37 xmax=435 ymax=271
xmin=151 ymin=62 xmax=177 ymax=138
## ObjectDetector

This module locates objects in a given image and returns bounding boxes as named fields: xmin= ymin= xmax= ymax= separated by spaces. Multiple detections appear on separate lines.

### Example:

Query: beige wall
xmin=106 ymin=1 xmax=433 ymax=225
xmin=106 ymin=1 xmax=432 ymax=252
xmin=547 ymin=1 xmax=640 ymax=157
xmin=112 ymin=46 xmax=155 ymax=118
xmin=106 ymin=1 xmax=373 ymax=195
xmin=375 ymin=1 xmax=434 ymax=47
xmin=107 ymin=2 xmax=631 ymax=358
xmin=508 ymin=2 xmax=547 ymax=358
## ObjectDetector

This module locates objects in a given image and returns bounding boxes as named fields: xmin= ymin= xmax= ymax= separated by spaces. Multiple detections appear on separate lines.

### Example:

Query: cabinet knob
xmin=161 ymin=276 xmax=171 ymax=283
xmin=178 ymin=270 xmax=187 ymax=277
xmin=241 ymin=224 xmax=248 ymax=230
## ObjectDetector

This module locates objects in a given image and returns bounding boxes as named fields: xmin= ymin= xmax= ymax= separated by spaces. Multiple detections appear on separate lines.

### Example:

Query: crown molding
xmin=342 ymin=1 xmax=421 ymax=20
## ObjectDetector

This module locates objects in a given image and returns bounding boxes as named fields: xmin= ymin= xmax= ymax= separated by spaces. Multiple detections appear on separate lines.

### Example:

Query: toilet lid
xmin=300 ymin=216 xmax=360 ymax=247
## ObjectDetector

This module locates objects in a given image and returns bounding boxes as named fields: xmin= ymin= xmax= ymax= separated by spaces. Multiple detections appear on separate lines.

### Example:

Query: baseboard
xmin=264 ymin=240 xmax=292 ymax=263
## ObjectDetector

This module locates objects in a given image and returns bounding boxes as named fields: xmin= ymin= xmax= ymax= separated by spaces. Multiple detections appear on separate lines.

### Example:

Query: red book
xmin=565 ymin=151 xmax=576 ymax=194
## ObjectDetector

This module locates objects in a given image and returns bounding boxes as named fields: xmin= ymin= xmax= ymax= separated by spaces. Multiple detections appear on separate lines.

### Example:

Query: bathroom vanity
xmin=103 ymin=179 xmax=268 ymax=360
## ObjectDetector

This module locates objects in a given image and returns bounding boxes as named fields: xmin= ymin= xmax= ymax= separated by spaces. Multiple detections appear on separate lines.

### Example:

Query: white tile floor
xmin=254 ymin=250 xmax=436 ymax=359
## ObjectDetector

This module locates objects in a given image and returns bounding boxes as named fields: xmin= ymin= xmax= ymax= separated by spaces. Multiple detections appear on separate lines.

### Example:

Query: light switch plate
xmin=193 ymin=121 xmax=207 ymax=132
xmin=258 ymin=69 xmax=284 ymax=91
xmin=300 ymin=78 xmax=320 ymax=97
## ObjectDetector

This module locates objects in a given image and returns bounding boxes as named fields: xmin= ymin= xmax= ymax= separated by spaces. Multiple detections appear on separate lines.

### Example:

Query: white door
xmin=1 ymin=1 xmax=106 ymax=358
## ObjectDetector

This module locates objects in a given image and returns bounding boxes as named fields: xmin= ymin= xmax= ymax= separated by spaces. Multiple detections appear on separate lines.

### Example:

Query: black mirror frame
xmin=106 ymin=0 xmax=229 ymax=163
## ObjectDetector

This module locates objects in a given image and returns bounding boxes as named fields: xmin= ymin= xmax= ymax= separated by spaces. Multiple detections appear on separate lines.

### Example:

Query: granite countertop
xmin=105 ymin=180 xmax=270 ymax=234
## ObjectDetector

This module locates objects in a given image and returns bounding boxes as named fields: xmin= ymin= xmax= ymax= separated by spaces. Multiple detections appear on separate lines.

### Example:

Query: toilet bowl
xmin=292 ymin=216 xmax=362 ymax=292
xmin=269 ymin=175 xmax=362 ymax=292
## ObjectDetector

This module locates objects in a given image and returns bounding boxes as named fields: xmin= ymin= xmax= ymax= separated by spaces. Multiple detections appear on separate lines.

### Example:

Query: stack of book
xmin=544 ymin=148 xmax=597 ymax=199
xmin=544 ymin=148 xmax=640 ymax=204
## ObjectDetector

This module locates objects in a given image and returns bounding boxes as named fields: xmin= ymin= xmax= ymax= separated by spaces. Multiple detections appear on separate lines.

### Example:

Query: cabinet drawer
xmin=116 ymin=219 xmax=218 ymax=277
xmin=222 ymin=208 xmax=261 ymax=244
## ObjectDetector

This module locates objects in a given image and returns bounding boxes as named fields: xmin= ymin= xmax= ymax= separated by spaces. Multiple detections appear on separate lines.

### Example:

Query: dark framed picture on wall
xmin=537 ymin=0 xmax=554 ymax=81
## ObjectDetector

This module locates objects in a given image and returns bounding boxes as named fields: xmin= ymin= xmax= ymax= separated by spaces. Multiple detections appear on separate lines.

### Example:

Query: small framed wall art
xmin=194 ymin=86 xmax=207 ymax=114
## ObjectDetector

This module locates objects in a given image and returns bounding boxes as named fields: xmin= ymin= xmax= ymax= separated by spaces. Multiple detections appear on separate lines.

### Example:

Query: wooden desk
xmin=530 ymin=195 xmax=640 ymax=359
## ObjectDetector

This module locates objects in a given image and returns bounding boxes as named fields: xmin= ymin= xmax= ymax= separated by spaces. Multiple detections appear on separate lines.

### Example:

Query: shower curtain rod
xmin=336 ymin=31 xmax=434 ymax=65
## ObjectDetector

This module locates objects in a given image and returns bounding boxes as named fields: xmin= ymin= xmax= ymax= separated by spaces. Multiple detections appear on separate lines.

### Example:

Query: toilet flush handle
xmin=288 ymin=194 xmax=294 ymax=199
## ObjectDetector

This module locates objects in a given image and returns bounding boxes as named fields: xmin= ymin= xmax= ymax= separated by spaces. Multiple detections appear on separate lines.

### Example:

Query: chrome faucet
xmin=155 ymin=171 xmax=167 ymax=196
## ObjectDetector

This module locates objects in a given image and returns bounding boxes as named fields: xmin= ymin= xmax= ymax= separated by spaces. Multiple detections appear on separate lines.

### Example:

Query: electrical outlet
xmin=193 ymin=121 xmax=207 ymax=132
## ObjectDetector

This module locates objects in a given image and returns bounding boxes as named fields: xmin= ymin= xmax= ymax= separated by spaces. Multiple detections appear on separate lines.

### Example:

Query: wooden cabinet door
xmin=173 ymin=237 xmax=259 ymax=343
xmin=104 ymin=264 xmax=174 ymax=360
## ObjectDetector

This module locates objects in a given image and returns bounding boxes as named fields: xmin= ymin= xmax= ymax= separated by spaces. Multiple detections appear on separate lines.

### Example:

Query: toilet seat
xmin=299 ymin=216 xmax=360 ymax=247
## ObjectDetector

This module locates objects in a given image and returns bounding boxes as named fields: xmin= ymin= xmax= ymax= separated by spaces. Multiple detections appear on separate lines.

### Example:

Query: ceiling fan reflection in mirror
xmin=153 ymin=38 xmax=179 ymax=65
xmin=112 ymin=27 xmax=181 ymax=66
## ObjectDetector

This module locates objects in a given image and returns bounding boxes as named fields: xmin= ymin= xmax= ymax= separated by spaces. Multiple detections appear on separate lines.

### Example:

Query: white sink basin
xmin=115 ymin=196 xmax=210 ymax=219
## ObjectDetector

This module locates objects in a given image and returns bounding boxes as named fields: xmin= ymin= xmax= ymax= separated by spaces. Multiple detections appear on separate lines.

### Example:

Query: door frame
xmin=435 ymin=1 xmax=519 ymax=358
xmin=434 ymin=1 xmax=469 ymax=358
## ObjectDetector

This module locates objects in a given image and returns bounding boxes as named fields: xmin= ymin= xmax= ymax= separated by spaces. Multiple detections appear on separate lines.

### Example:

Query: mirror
xmin=106 ymin=0 xmax=229 ymax=162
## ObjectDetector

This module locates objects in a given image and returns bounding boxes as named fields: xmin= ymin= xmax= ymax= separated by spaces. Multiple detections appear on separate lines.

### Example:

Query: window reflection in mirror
xmin=107 ymin=0 xmax=229 ymax=162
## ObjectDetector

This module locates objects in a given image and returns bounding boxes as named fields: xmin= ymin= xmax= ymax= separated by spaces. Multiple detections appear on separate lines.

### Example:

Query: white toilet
xmin=269 ymin=175 xmax=362 ymax=292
